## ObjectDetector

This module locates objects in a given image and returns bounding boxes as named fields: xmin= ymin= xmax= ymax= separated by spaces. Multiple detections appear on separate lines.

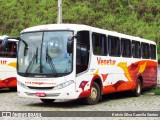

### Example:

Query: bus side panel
xmin=6 ymin=61 xmax=17 ymax=88
xmin=128 ymin=60 xmax=157 ymax=89
xmin=0 ymin=59 xmax=17 ymax=88
xmin=102 ymin=81 xmax=135 ymax=94
xmin=77 ymin=58 xmax=157 ymax=98
xmin=0 ymin=72 xmax=6 ymax=88
xmin=5 ymin=77 xmax=17 ymax=87
xmin=102 ymin=74 xmax=135 ymax=94
xmin=141 ymin=61 xmax=157 ymax=88
xmin=76 ymin=74 xmax=93 ymax=98
xmin=0 ymin=81 xmax=6 ymax=88
xmin=101 ymin=60 xmax=157 ymax=94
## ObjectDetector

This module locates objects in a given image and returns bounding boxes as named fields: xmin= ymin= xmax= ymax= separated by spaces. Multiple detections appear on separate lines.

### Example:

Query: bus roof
xmin=21 ymin=24 xmax=91 ymax=32
xmin=0 ymin=35 xmax=8 ymax=40
xmin=21 ymin=24 xmax=156 ymax=45
xmin=0 ymin=35 xmax=18 ymax=42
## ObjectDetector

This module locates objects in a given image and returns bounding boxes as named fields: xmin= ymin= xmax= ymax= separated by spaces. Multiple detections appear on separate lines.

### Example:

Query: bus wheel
xmin=133 ymin=79 xmax=142 ymax=97
xmin=84 ymin=82 xmax=100 ymax=105
xmin=40 ymin=99 xmax=55 ymax=104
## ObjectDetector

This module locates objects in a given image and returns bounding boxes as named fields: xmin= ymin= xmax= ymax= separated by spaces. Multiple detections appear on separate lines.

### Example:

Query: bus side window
xmin=121 ymin=38 xmax=131 ymax=58
xmin=150 ymin=44 xmax=156 ymax=60
xmin=76 ymin=31 xmax=90 ymax=74
xmin=108 ymin=36 xmax=120 ymax=57
xmin=141 ymin=42 xmax=150 ymax=59
xmin=132 ymin=41 xmax=141 ymax=58
xmin=92 ymin=32 xmax=107 ymax=56
xmin=6 ymin=41 xmax=17 ymax=58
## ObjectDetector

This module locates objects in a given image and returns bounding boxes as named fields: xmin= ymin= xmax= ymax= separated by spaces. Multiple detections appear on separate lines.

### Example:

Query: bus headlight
xmin=17 ymin=81 xmax=28 ymax=89
xmin=53 ymin=80 xmax=74 ymax=90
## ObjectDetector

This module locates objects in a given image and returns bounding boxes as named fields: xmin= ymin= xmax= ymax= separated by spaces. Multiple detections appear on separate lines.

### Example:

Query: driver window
xmin=76 ymin=31 xmax=90 ymax=74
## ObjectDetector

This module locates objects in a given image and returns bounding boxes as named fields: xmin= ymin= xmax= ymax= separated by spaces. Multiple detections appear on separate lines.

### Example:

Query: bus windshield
xmin=18 ymin=31 xmax=73 ymax=77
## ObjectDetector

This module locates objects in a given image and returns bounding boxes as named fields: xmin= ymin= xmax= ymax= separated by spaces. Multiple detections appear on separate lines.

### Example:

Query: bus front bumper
xmin=17 ymin=83 xmax=81 ymax=99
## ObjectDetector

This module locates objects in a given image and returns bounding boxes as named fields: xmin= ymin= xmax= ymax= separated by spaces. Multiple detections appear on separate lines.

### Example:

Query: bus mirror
xmin=67 ymin=36 xmax=74 ymax=54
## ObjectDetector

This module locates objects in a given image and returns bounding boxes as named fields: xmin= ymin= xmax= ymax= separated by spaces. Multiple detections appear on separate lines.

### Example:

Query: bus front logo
xmin=34 ymin=75 xmax=46 ymax=78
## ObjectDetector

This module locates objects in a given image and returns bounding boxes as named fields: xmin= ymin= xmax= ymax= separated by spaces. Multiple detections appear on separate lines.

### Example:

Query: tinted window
xmin=141 ymin=42 xmax=150 ymax=59
xmin=76 ymin=31 xmax=90 ymax=74
xmin=132 ymin=41 xmax=141 ymax=58
xmin=150 ymin=44 xmax=156 ymax=59
xmin=0 ymin=40 xmax=2 ymax=56
xmin=121 ymin=38 xmax=131 ymax=57
xmin=0 ymin=41 xmax=17 ymax=58
xmin=108 ymin=36 xmax=120 ymax=57
xmin=77 ymin=31 xmax=89 ymax=45
xmin=92 ymin=32 xmax=107 ymax=55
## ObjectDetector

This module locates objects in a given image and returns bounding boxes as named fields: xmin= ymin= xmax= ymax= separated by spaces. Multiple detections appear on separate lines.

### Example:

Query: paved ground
xmin=1 ymin=89 xmax=160 ymax=111
xmin=0 ymin=88 xmax=160 ymax=120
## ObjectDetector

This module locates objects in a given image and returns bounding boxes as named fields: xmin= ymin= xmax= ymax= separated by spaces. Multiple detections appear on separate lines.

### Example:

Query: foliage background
xmin=0 ymin=0 xmax=159 ymax=43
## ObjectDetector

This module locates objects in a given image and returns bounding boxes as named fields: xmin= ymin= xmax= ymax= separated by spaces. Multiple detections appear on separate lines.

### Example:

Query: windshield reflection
xmin=18 ymin=31 xmax=73 ymax=77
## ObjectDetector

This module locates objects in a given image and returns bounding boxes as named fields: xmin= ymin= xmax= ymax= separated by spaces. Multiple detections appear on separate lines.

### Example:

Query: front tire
xmin=40 ymin=99 xmax=55 ymax=104
xmin=84 ymin=82 xmax=101 ymax=105
xmin=133 ymin=79 xmax=142 ymax=97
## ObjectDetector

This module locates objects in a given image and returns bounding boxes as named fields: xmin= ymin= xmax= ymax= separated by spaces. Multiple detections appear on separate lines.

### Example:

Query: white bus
xmin=8 ymin=24 xmax=157 ymax=104
xmin=0 ymin=36 xmax=18 ymax=90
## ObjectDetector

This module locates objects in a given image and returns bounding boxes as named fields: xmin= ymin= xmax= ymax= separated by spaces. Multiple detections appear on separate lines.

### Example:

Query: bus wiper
xmin=46 ymin=46 xmax=57 ymax=76
xmin=25 ymin=47 xmax=38 ymax=76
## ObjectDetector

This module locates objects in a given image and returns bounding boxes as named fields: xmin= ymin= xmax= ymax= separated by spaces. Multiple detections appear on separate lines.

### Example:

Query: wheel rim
xmin=89 ymin=87 xmax=97 ymax=101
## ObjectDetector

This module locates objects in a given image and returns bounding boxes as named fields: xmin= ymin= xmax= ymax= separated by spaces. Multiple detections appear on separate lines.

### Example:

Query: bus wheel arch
xmin=139 ymin=76 xmax=143 ymax=86
xmin=94 ymin=78 xmax=103 ymax=95
xmin=84 ymin=78 xmax=102 ymax=105
xmin=133 ymin=76 xmax=143 ymax=97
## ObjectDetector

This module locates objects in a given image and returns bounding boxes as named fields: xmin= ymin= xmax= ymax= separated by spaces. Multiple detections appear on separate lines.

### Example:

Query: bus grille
xmin=25 ymin=92 xmax=60 ymax=97
xmin=28 ymin=86 xmax=54 ymax=90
